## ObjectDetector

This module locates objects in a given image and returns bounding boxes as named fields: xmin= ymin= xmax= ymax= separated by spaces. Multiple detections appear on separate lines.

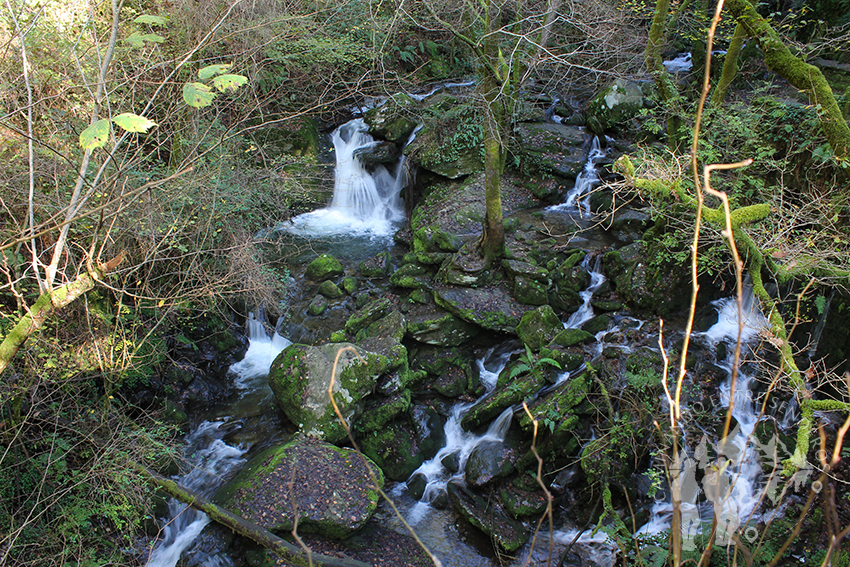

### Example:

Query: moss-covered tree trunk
xmin=0 ymin=270 xmax=100 ymax=381
xmin=712 ymin=22 xmax=747 ymax=107
xmin=645 ymin=0 xmax=683 ymax=147
xmin=478 ymin=0 xmax=506 ymax=262
xmin=726 ymin=0 xmax=850 ymax=158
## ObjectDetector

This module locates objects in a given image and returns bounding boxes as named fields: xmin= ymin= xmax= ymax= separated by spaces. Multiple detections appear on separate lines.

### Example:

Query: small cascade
xmin=229 ymin=311 xmax=291 ymax=389
xmin=637 ymin=287 xmax=769 ymax=549
xmin=663 ymin=52 xmax=693 ymax=73
xmin=285 ymin=118 xmax=408 ymax=238
xmin=564 ymin=254 xmax=606 ymax=329
xmin=551 ymin=136 xmax=607 ymax=214
xmin=405 ymin=349 xmax=514 ymax=525
xmin=145 ymin=422 xmax=247 ymax=567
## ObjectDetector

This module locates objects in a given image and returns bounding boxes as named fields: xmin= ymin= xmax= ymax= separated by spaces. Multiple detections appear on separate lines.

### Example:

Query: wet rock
xmin=585 ymin=78 xmax=647 ymax=134
xmin=390 ymin=263 xmax=433 ymax=289
xmin=405 ymin=93 xmax=483 ymax=178
xmin=610 ymin=208 xmax=652 ymax=240
xmin=514 ymin=276 xmax=549 ymax=306
xmin=515 ymin=122 xmax=588 ymax=178
xmin=538 ymin=346 xmax=584 ymax=372
xmin=360 ymin=252 xmax=391 ymax=279
xmin=411 ymin=404 xmax=446 ymax=460
xmin=516 ymin=305 xmax=564 ymax=351
xmin=355 ymin=390 xmax=411 ymax=434
xmin=464 ymin=437 xmax=519 ymax=487
xmin=550 ymin=328 xmax=595 ymax=347
xmin=405 ymin=302 xmax=480 ymax=346
xmin=500 ymin=485 xmax=549 ymax=518
xmin=353 ymin=140 xmax=400 ymax=164
xmin=462 ymin=372 xmax=545 ymax=431
xmin=341 ymin=275 xmax=358 ymax=295
xmin=591 ymin=299 xmax=623 ymax=312
xmin=406 ymin=472 xmax=428 ymax=500
xmin=604 ymin=240 xmax=690 ymax=317
xmin=411 ymin=344 xmax=478 ymax=398
xmin=215 ymin=436 xmax=383 ymax=539
xmin=441 ymin=452 xmax=460 ymax=473
xmin=307 ymin=295 xmax=328 ymax=316
xmin=447 ymin=481 xmax=530 ymax=552
xmin=356 ymin=310 xmax=406 ymax=343
xmin=364 ymin=93 xmax=418 ymax=142
xmin=318 ymin=280 xmax=343 ymax=299
xmin=502 ymin=259 xmax=550 ymax=283
xmin=435 ymin=284 xmax=531 ymax=334
xmin=268 ymin=343 xmax=389 ymax=444
xmin=305 ymin=254 xmax=344 ymax=282
xmin=582 ymin=314 xmax=610 ymax=334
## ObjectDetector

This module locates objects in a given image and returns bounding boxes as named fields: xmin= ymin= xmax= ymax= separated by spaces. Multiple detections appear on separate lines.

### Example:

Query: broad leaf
xmin=112 ymin=113 xmax=156 ymax=133
xmin=212 ymin=74 xmax=248 ymax=93
xmin=183 ymin=82 xmax=215 ymax=108
xmin=198 ymin=64 xmax=231 ymax=80
xmin=134 ymin=14 xmax=167 ymax=26
xmin=79 ymin=119 xmax=111 ymax=149
xmin=125 ymin=31 xmax=165 ymax=47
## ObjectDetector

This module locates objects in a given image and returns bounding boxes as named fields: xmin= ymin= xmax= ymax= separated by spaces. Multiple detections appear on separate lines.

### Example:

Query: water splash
xmin=564 ymin=254 xmax=606 ymax=329
xmin=550 ymin=136 xmax=607 ymax=214
xmin=230 ymin=312 xmax=291 ymax=389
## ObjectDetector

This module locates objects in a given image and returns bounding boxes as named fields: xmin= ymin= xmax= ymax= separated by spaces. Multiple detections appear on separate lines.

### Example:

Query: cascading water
xmin=145 ymin=422 xmax=246 ymax=567
xmin=403 ymin=347 xmax=514 ymax=526
xmin=285 ymin=118 xmax=408 ymax=238
xmin=550 ymin=136 xmax=607 ymax=214
xmin=564 ymin=254 xmax=606 ymax=329
xmin=636 ymin=288 xmax=770 ymax=548
xmin=146 ymin=314 xmax=289 ymax=566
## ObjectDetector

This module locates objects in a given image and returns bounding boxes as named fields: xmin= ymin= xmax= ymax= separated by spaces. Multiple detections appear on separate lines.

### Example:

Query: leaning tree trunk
xmin=645 ymin=0 xmax=683 ymax=147
xmin=726 ymin=0 xmax=850 ymax=158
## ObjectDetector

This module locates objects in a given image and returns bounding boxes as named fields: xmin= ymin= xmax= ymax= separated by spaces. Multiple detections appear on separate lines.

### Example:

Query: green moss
xmin=305 ymin=254 xmax=343 ymax=281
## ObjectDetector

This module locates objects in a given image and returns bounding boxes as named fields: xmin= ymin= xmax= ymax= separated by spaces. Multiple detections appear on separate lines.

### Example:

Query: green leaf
xmin=815 ymin=295 xmax=827 ymax=316
xmin=134 ymin=14 xmax=167 ymax=26
xmin=198 ymin=64 xmax=231 ymax=80
xmin=212 ymin=74 xmax=248 ymax=93
xmin=112 ymin=113 xmax=156 ymax=133
xmin=183 ymin=82 xmax=215 ymax=108
xmin=125 ymin=31 xmax=165 ymax=48
xmin=79 ymin=119 xmax=111 ymax=149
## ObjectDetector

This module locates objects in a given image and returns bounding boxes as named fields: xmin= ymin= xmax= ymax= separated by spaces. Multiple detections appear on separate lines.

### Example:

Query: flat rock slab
xmin=434 ymin=285 xmax=532 ymax=334
xmin=447 ymin=481 xmax=530 ymax=552
xmin=216 ymin=436 xmax=384 ymax=539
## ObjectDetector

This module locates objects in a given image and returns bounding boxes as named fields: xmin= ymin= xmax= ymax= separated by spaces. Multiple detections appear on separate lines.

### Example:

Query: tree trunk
xmin=477 ymin=0 xmax=506 ymax=262
xmin=645 ymin=0 xmax=683 ymax=146
xmin=726 ymin=0 xmax=850 ymax=158
xmin=143 ymin=468 xmax=371 ymax=567
xmin=712 ymin=22 xmax=746 ymax=107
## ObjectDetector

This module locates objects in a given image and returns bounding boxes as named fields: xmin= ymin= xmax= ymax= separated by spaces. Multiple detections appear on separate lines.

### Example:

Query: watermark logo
xmin=668 ymin=420 xmax=813 ymax=551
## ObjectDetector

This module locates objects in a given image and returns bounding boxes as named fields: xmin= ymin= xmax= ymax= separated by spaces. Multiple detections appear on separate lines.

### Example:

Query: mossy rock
xmin=515 ymin=122 xmax=588 ymax=178
xmin=581 ymin=314 xmax=610 ymax=335
xmin=318 ymin=280 xmax=343 ymax=299
xmin=405 ymin=302 xmax=480 ymax=346
xmin=390 ymin=263 xmax=433 ymax=290
xmin=585 ymin=78 xmax=646 ymax=134
xmin=364 ymin=93 xmax=419 ymax=142
xmin=516 ymin=305 xmax=563 ymax=351
xmin=513 ymin=276 xmax=549 ymax=306
xmin=518 ymin=372 xmax=588 ymax=432
xmin=501 ymin=259 xmax=549 ymax=284
xmin=604 ymin=240 xmax=690 ymax=317
xmin=356 ymin=310 xmax=406 ymax=343
xmin=306 ymin=254 xmax=344 ymax=281
xmin=358 ymin=416 xmax=427 ymax=481
xmin=355 ymin=390 xmax=412 ymax=434
xmin=341 ymin=275 xmax=358 ymax=295
xmin=360 ymin=252 xmax=391 ymax=279
xmin=461 ymin=372 xmax=545 ymax=431
xmin=447 ymin=481 xmax=530 ymax=552
xmin=435 ymin=285 xmax=531 ymax=334
xmin=307 ymin=295 xmax=328 ymax=316
xmin=410 ymin=344 xmax=477 ymax=397
xmin=215 ymin=436 xmax=383 ymax=539
xmin=267 ymin=343 xmax=389 ymax=444
xmin=500 ymin=485 xmax=549 ymax=518
xmin=550 ymin=328 xmax=595 ymax=347
xmin=345 ymin=297 xmax=393 ymax=335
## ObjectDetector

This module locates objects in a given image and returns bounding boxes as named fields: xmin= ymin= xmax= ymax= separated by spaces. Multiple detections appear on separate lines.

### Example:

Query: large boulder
xmin=585 ymin=79 xmax=647 ymax=134
xmin=305 ymin=254 xmax=344 ymax=282
xmin=358 ymin=411 xmax=444 ymax=481
xmin=268 ymin=343 xmax=389 ymax=443
xmin=215 ymin=436 xmax=383 ymax=539
xmin=515 ymin=122 xmax=589 ymax=178
xmin=364 ymin=93 xmax=419 ymax=142
xmin=604 ymin=240 xmax=690 ymax=317
xmin=405 ymin=93 xmax=483 ymax=178
xmin=515 ymin=305 xmax=563 ymax=351
xmin=405 ymin=301 xmax=480 ymax=346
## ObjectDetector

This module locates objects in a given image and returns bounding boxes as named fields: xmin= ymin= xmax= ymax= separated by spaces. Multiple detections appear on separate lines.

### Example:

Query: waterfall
xmin=404 ymin=348 xmax=514 ymax=526
xmin=145 ymin=422 xmax=247 ymax=567
xmin=230 ymin=311 xmax=291 ymax=390
xmin=285 ymin=118 xmax=407 ymax=238
xmin=550 ymin=136 xmax=607 ymax=214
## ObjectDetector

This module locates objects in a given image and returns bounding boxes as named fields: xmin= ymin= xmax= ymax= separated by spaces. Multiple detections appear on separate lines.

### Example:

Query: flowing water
xmin=549 ymin=136 xmax=607 ymax=215
xmin=564 ymin=254 xmax=606 ymax=329
xmin=284 ymin=118 xmax=407 ymax=239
